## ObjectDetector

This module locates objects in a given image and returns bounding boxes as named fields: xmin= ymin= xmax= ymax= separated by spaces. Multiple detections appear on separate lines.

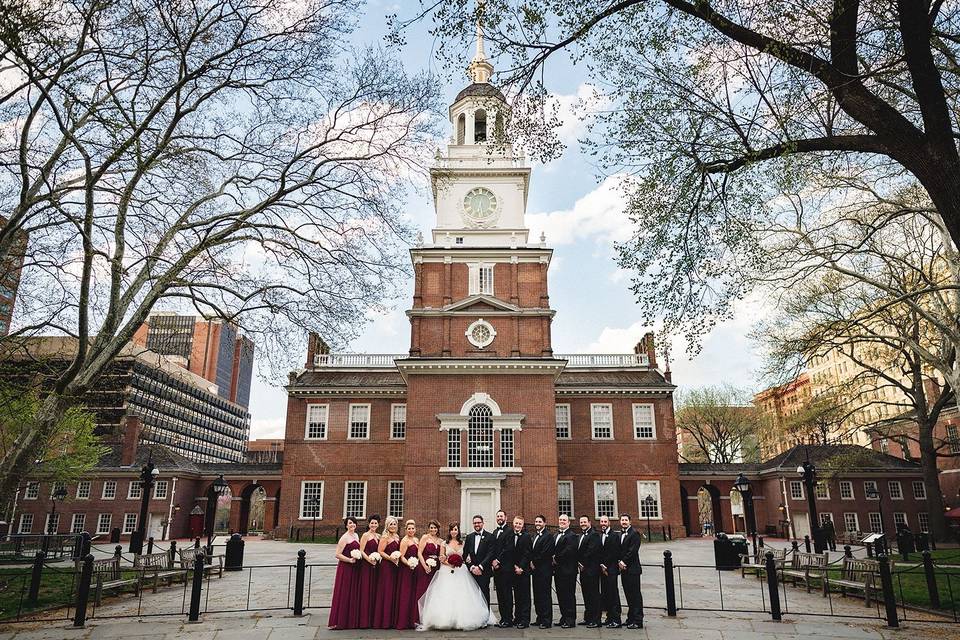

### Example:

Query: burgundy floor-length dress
xmin=393 ymin=541 xmax=420 ymax=629
xmin=356 ymin=536 xmax=380 ymax=628
xmin=372 ymin=538 xmax=401 ymax=629
xmin=415 ymin=541 xmax=441 ymax=600
xmin=328 ymin=538 xmax=362 ymax=629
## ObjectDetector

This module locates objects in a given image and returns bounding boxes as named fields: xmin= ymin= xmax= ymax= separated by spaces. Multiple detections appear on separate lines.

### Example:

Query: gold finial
xmin=468 ymin=0 xmax=493 ymax=83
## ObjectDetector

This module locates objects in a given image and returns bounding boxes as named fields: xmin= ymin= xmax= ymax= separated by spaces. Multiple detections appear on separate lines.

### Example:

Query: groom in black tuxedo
xmin=618 ymin=514 xmax=644 ymax=628
xmin=529 ymin=514 xmax=556 ymax=629
xmin=552 ymin=514 xmax=578 ymax=628
xmin=463 ymin=514 xmax=495 ymax=604
xmin=490 ymin=510 xmax=511 ymax=625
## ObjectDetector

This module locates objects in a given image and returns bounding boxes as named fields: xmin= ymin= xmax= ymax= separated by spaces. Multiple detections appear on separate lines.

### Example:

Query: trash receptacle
xmin=915 ymin=532 xmax=929 ymax=551
xmin=714 ymin=533 xmax=741 ymax=570
xmin=110 ymin=527 xmax=121 ymax=544
xmin=897 ymin=528 xmax=916 ymax=555
xmin=225 ymin=533 xmax=245 ymax=571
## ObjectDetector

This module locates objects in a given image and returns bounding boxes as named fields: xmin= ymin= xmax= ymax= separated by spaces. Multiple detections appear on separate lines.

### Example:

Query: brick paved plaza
xmin=0 ymin=537 xmax=954 ymax=639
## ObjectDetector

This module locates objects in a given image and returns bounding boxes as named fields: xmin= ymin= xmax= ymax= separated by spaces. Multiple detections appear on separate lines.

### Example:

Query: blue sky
xmin=247 ymin=1 xmax=763 ymax=438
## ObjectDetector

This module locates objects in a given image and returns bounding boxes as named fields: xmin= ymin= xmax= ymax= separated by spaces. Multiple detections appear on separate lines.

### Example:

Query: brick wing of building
xmin=277 ymin=47 xmax=682 ymax=536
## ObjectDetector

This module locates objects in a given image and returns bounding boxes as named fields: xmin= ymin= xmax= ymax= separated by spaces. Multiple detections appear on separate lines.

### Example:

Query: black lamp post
xmin=797 ymin=458 xmax=826 ymax=553
xmin=48 ymin=485 xmax=67 ymax=533
xmin=643 ymin=494 xmax=655 ymax=540
xmin=207 ymin=474 xmax=229 ymax=555
xmin=865 ymin=484 xmax=887 ymax=553
xmin=310 ymin=497 xmax=322 ymax=542
xmin=130 ymin=456 xmax=160 ymax=554
xmin=734 ymin=473 xmax=757 ymax=555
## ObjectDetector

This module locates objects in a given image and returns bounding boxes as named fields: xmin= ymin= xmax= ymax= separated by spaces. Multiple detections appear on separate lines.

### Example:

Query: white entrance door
xmin=792 ymin=513 xmax=810 ymax=540
xmin=465 ymin=490 xmax=495 ymax=527
xmin=148 ymin=513 xmax=165 ymax=541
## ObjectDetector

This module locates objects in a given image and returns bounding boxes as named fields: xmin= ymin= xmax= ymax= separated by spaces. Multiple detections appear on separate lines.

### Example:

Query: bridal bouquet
xmin=349 ymin=549 xmax=362 ymax=560
xmin=406 ymin=556 xmax=419 ymax=569
xmin=425 ymin=558 xmax=438 ymax=568
xmin=369 ymin=552 xmax=382 ymax=564
xmin=447 ymin=553 xmax=463 ymax=570
xmin=390 ymin=550 xmax=401 ymax=561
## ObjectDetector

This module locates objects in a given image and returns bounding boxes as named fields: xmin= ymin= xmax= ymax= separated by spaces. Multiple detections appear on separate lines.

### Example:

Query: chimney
xmin=923 ymin=377 xmax=942 ymax=403
xmin=120 ymin=415 xmax=142 ymax=466
xmin=305 ymin=332 xmax=330 ymax=368
xmin=664 ymin=350 xmax=672 ymax=383
xmin=634 ymin=331 xmax=657 ymax=369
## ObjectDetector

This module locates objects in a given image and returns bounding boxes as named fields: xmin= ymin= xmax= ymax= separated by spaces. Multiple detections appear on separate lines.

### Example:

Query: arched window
xmin=456 ymin=113 xmax=466 ymax=145
xmin=467 ymin=404 xmax=494 ymax=467
xmin=474 ymin=109 xmax=487 ymax=143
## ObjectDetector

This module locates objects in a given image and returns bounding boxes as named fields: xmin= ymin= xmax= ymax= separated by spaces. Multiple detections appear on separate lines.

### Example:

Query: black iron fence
xmin=0 ymin=534 xmax=82 ymax=561
xmin=2 ymin=543 xmax=959 ymax=628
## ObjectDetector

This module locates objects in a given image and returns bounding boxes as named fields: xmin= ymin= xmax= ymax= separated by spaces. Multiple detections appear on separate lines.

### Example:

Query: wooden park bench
xmin=178 ymin=546 xmax=224 ymax=579
xmin=823 ymin=556 xmax=881 ymax=606
xmin=740 ymin=547 xmax=787 ymax=579
xmin=134 ymin=551 xmax=183 ymax=592
xmin=75 ymin=556 xmax=141 ymax=605
xmin=781 ymin=551 xmax=829 ymax=593
xmin=838 ymin=530 xmax=865 ymax=546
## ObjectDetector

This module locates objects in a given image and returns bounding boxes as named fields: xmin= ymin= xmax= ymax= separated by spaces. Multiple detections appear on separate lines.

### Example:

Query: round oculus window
xmin=466 ymin=318 xmax=496 ymax=349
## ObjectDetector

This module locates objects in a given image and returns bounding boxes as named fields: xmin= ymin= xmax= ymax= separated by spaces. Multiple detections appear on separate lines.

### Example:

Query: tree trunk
xmin=917 ymin=417 xmax=949 ymax=542
xmin=0 ymin=393 xmax=74 ymax=499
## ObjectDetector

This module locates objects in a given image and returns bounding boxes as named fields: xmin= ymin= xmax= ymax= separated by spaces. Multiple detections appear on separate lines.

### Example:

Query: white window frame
xmin=348 ymin=403 xmax=371 ymax=440
xmin=918 ymin=512 xmax=930 ymax=533
xmin=305 ymin=404 xmax=329 ymax=440
xmin=789 ymin=480 xmax=804 ymax=500
xmin=50 ymin=482 xmax=66 ymax=499
xmin=864 ymin=480 xmax=879 ymax=499
xmin=390 ymin=404 xmax=407 ymax=440
xmin=868 ymin=512 xmax=883 ymax=533
xmin=814 ymin=481 xmax=830 ymax=500
xmin=888 ymin=480 xmax=903 ymax=500
xmin=387 ymin=481 xmax=404 ymax=518
xmin=843 ymin=512 xmax=859 ymax=532
xmin=76 ymin=481 xmax=91 ymax=500
xmin=343 ymin=481 xmax=367 ymax=519
xmin=555 ymin=404 xmax=571 ymax=440
xmin=70 ymin=513 xmax=86 ymax=534
xmin=299 ymin=481 xmax=324 ymax=520
xmin=102 ymin=480 xmax=117 ymax=500
xmin=153 ymin=480 xmax=168 ymax=499
xmin=558 ymin=480 xmax=574 ymax=517
xmin=468 ymin=263 xmax=494 ymax=296
xmin=637 ymin=480 xmax=663 ymax=520
xmin=96 ymin=514 xmax=112 ymax=535
xmin=912 ymin=480 xmax=927 ymax=500
xmin=632 ymin=403 xmax=656 ymax=440
xmin=18 ymin=513 xmax=33 ymax=534
xmin=593 ymin=480 xmax=618 ymax=519
xmin=122 ymin=513 xmax=138 ymax=534
xmin=839 ymin=481 xmax=854 ymax=500
xmin=590 ymin=403 xmax=614 ymax=440
xmin=893 ymin=512 xmax=908 ymax=529
xmin=446 ymin=428 xmax=462 ymax=468
xmin=45 ymin=513 xmax=60 ymax=534
xmin=499 ymin=429 xmax=514 ymax=467
xmin=127 ymin=481 xmax=143 ymax=500
xmin=24 ymin=481 xmax=39 ymax=500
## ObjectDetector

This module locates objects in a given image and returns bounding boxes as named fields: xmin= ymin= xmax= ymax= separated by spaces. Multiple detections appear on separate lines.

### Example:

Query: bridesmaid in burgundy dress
xmin=393 ymin=519 xmax=420 ymax=629
xmin=356 ymin=515 xmax=381 ymax=628
xmin=372 ymin=516 xmax=401 ymax=629
xmin=328 ymin=517 xmax=362 ymax=630
xmin=416 ymin=520 xmax=443 ymax=600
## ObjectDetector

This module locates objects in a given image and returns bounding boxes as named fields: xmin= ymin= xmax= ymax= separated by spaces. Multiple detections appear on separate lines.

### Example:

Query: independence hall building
xmin=277 ymin=48 xmax=684 ymax=535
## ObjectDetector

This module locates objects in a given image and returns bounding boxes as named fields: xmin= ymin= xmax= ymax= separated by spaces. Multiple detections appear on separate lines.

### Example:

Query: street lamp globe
xmin=733 ymin=473 xmax=751 ymax=494
xmin=796 ymin=464 xmax=806 ymax=475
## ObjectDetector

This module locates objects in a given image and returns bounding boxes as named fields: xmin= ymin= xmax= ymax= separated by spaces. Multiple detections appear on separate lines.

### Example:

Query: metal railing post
xmin=27 ymin=551 xmax=45 ymax=603
xmin=169 ymin=540 xmax=178 ymax=565
xmin=80 ymin=532 xmax=91 ymax=558
xmin=803 ymin=535 xmax=811 ymax=553
xmin=293 ymin=549 xmax=306 ymax=616
xmin=765 ymin=550 xmax=782 ymax=621
xmin=147 ymin=536 xmax=154 ymax=555
xmin=758 ymin=535 xmax=764 ymax=548
xmin=188 ymin=550 xmax=205 ymax=622
xmin=73 ymin=554 xmax=94 ymax=627
xmin=791 ymin=540 xmax=799 ymax=553
xmin=877 ymin=554 xmax=898 ymax=628
xmin=922 ymin=550 xmax=941 ymax=610
xmin=663 ymin=550 xmax=677 ymax=617
xmin=114 ymin=545 xmax=122 ymax=560
xmin=844 ymin=544 xmax=852 ymax=559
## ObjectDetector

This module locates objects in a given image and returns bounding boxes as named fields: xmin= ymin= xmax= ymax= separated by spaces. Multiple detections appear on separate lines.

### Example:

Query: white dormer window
xmin=468 ymin=263 xmax=494 ymax=295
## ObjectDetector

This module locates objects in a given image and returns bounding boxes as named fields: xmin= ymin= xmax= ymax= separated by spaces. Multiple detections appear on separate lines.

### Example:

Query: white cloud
xmin=527 ymin=175 xmax=631 ymax=246
xmin=250 ymin=416 xmax=286 ymax=439
xmin=549 ymin=83 xmax=609 ymax=148
xmin=582 ymin=319 xmax=652 ymax=353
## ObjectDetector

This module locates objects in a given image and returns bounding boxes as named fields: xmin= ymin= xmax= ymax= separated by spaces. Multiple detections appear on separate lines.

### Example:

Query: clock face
xmin=462 ymin=187 xmax=498 ymax=223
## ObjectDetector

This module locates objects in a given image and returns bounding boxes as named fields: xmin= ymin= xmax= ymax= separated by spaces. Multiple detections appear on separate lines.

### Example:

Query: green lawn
xmin=0 ymin=566 xmax=77 ymax=621
xmin=817 ymin=560 xmax=960 ymax=613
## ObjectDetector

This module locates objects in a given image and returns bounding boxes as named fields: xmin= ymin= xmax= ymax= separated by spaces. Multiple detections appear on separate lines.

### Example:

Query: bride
xmin=418 ymin=524 xmax=498 ymax=631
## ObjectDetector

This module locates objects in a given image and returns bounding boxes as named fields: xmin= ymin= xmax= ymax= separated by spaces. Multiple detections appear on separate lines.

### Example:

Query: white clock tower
xmin=429 ymin=12 xmax=533 ymax=249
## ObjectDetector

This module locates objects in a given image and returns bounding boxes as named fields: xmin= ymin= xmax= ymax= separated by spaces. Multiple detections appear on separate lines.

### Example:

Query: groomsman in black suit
xmin=618 ymin=514 xmax=644 ymax=628
xmin=598 ymin=515 xmax=623 ymax=627
xmin=464 ymin=514 xmax=496 ymax=604
xmin=490 ymin=510 xmax=512 ymax=627
xmin=529 ymin=514 xmax=555 ymax=629
xmin=499 ymin=515 xmax=532 ymax=629
xmin=552 ymin=514 xmax=578 ymax=629
xmin=577 ymin=515 xmax=602 ymax=628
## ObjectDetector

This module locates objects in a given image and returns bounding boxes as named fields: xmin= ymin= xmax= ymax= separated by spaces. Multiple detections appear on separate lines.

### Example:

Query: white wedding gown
xmin=417 ymin=544 xmax=498 ymax=631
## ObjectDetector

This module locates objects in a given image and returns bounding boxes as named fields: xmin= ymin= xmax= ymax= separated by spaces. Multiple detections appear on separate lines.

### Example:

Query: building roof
xmin=454 ymin=82 xmax=506 ymax=103
xmin=679 ymin=462 xmax=763 ymax=475
xmin=199 ymin=462 xmax=282 ymax=476
xmin=760 ymin=443 xmax=920 ymax=472
xmin=95 ymin=445 xmax=201 ymax=474
xmin=555 ymin=369 xmax=673 ymax=388
xmin=291 ymin=370 xmax=406 ymax=388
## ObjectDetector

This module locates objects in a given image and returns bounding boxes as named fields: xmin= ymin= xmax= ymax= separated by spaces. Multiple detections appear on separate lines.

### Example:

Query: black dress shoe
xmin=515 ymin=623 xmax=528 ymax=629
xmin=560 ymin=623 xmax=574 ymax=629
xmin=586 ymin=622 xmax=600 ymax=629
xmin=577 ymin=620 xmax=588 ymax=626
xmin=539 ymin=623 xmax=552 ymax=629
xmin=606 ymin=622 xmax=622 ymax=628
xmin=495 ymin=621 xmax=513 ymax=628
xmin=627 ymin=622 xmax=642 ymax=629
